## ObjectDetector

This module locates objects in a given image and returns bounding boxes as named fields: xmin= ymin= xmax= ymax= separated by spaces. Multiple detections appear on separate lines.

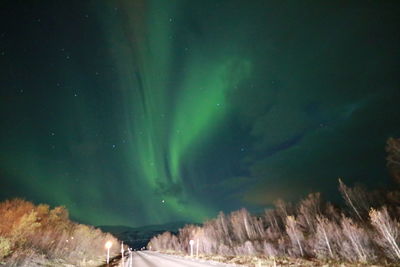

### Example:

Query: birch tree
xmin=370 ymin=207 xmax=400 ymax=260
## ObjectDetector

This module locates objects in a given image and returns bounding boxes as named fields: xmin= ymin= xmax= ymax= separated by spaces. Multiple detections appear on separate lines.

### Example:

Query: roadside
xmin=153 ymin=251 xmax=393 ymax=267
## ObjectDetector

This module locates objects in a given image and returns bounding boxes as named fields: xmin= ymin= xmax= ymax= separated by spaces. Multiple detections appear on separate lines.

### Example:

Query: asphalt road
xmin=127 ymin=251 xmax=236 ymax=267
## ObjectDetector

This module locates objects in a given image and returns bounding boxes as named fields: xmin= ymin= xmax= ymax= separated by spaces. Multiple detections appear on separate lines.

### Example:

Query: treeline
xmin=148 ymin=138 xmax=400 ymax=264
xmin=0 ymin=199 xmax=119 ymax=266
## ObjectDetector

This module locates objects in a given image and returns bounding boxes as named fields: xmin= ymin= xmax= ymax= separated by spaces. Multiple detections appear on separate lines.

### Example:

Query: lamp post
xmin=121 ymin=242 xmax=124 ymax=266
xmin=189 ymin=240 xmax=194 ymax=257
xmin=105 ymin=241 xmax=113 ymax=264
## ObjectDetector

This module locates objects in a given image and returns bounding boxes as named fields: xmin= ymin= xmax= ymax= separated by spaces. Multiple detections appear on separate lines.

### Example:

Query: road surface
xmin=124 ymin=251 xmax=237 ymax=267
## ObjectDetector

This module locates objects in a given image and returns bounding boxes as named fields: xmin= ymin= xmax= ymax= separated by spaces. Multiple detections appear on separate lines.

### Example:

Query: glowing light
xmin=105 ymin=241 xmax=113 ymax=249
xmin=105 ymin=241 xmax=113 ymax=264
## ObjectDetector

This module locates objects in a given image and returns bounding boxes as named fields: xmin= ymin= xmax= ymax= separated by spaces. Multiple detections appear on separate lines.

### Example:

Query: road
xmin=120 ymin=251 xmax=237 ymax=267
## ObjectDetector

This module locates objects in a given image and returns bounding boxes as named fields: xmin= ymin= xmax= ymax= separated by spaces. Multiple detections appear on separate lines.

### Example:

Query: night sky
xmin=1 ymin=0 xmax=400 ymax=227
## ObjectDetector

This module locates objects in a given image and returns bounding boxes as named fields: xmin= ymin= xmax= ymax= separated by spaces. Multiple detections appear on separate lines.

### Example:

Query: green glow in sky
xmin=103 ymin=0 xmax=251 ymax=223
xmin=1 ymin=0 xmax=400 ymax=227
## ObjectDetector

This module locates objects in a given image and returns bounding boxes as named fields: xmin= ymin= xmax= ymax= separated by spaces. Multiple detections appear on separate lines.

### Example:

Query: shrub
xmin=0 ymin=199 xmax=120 ymax=266
xmin=0 ymin=237 xmax=12 ymax=259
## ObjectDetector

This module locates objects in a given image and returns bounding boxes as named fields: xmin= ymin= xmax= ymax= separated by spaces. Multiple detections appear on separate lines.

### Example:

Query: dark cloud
xmin=223 ymin=1 xmax=400 ymax=206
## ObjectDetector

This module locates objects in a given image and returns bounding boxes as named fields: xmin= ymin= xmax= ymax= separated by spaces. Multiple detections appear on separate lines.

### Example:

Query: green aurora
xmin=103 ymin=0 xmax=252 ymax=223
xmin=1 ymin=0 xmax=400 ymax=226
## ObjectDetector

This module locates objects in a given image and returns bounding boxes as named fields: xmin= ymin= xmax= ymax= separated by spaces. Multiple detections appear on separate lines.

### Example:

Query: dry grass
xmin=158 ymin=250 xmax=395 ymax=267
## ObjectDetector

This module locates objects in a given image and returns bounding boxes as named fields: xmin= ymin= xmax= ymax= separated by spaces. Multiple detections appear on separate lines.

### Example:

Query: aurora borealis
xmin=1 ymin=1 xmax=400 ymax=227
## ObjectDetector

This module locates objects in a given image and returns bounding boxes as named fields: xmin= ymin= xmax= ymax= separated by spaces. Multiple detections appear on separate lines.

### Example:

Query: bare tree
xmin=297 ymin=193 xmax=321 ymax=234
xmin=370 ymin=207 xmax=400 ymax=260
xmin=315 ymin=216 xmax=342 ymax=259
xmin=264 ymin=209 xmax=283 ymax=238
xmin=338 ymin=179 xmax=370 ymax=221
xmin=340 ymin=216 xmax=374 ymax=262
xmin=325 ymin=202 xmax=341 ymax=223
xmin=253 ymin=215 xmax=265 ymax=239
xmin=215 ymin=212 xmax=232 ymax=246
xmin=274 ymin=199 xmax=291 ymax=221
xmin=285 ymin=216 xmax=304 ymax=257
xmin=230 ymin=208 xmax=256 ymax=242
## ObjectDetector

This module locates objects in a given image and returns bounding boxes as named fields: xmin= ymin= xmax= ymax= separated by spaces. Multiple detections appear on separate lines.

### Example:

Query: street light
xmin=189 ymin=240 xmax=194 ymax=257
xmin=105 ymin=241 xmax=113 ymax=264
xmin=121 ymin=242 xmax=124 ymax=267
